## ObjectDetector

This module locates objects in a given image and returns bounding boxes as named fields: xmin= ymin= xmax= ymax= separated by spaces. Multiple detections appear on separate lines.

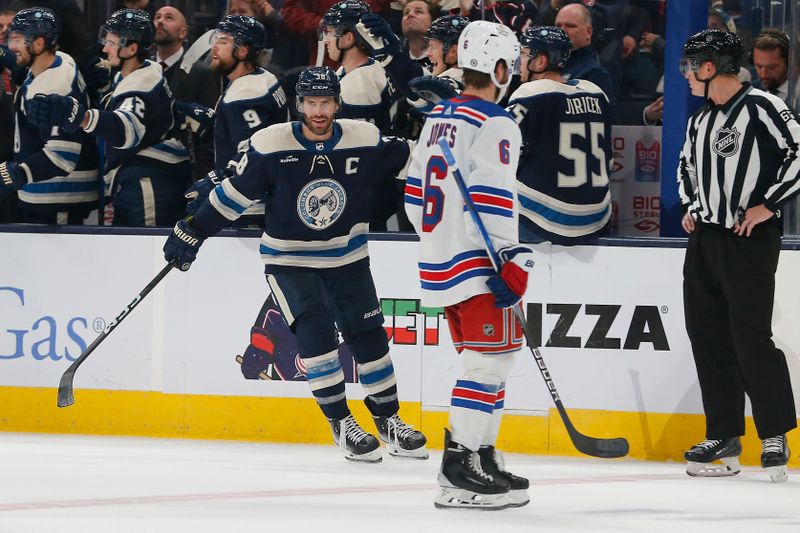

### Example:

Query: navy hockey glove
xmin=357 ymin=14 xmax=401 ymax=59
xmin=486 ymin=245 xmax=535 ymax=308
xmin=26 ymin=94 xmax=86 ymax=133
xmin=409 ymin=75 xmax=462 ymax=105
xmin=0 ymin=161 xmax=23 ymax=199
xmin=80 ymin=56 xmax=112 ymax=103
xmin=164 ymin=218 xmax=207 ymax=271
xmin=174 ymin=100 xmax=215 ymax=136
xmin=184 ymin=170 xmax=223 ymax=215
xmin=174 ymin=100 xmax=215 ymax=125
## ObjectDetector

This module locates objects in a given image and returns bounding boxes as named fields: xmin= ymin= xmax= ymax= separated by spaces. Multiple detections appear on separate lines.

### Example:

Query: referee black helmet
xmin=681 ymin=29 xmax=742 ymax=77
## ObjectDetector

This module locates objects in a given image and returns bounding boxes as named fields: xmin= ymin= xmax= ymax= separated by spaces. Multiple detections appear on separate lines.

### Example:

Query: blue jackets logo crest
xmin=297 ymin=178 xmax=347 ymax=229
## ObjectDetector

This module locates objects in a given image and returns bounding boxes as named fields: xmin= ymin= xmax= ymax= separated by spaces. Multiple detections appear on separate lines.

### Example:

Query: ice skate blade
xmin=508 ymin=489 xmax=530 ymax=508
xmin=766 ymin=465 xmax=788 ymax=483
xmin=341 ymin=448 xmax=383 ymax=463
xmin=384 ymin=443 xmax=429 ymax=460
xmin=686 ymin=457 xmax=741 ymax=477
xmin=434 ymin=486 xmax=513 ymax=511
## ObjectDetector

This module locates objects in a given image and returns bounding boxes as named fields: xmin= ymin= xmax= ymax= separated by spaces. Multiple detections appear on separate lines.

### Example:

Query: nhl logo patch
xmin=713 ymin=127 xmax=740 ymax=157
xmin=483 ymin=324 xmax=495 ymax=336
xmin=297 ymin=178 xmax=347 ymax=230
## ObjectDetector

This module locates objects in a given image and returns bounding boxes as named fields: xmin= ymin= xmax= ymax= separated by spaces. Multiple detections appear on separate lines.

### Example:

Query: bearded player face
xmin=301 ymin=96 xmax=339 ymax=136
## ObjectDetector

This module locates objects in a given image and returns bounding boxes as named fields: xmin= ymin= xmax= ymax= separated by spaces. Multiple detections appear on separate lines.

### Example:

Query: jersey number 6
xmin=423 ymin=155 xmax=447 ymax=232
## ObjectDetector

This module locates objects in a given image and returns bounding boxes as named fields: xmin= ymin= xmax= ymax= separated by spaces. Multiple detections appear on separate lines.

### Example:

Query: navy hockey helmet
xmin=100 ymin=9 xmax=154 ymax=51
xmin=520 ymin=26 xmax=571 ymax=71
xmin=425 ymin=15 xmax=469 ymax=55
xmin=681 ymin=29 xmax=742 ymax=76
xmin=321 ymin=0 xmax=369 ymax=40
xmin=9 ymin=7 xmax=59 ymax=47
xmin=215 ymin=15 xmax=266 ymax=56
xmin=296 ymin=66 xmax=341 ymax=99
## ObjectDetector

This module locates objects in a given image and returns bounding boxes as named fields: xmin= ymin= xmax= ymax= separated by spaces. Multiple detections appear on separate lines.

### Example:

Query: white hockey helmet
xmin=457 ymin=21 xmax=520 ymax=102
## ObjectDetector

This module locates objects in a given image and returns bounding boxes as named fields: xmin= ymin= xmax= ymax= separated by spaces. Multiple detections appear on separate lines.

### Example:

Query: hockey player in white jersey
xmin=163 ymin=66 xmax=427 ymax=464
xmin=507 ymin=26 xmax=613 ymax=245
xmin=405 ymin=21 xmax=534 ymax=510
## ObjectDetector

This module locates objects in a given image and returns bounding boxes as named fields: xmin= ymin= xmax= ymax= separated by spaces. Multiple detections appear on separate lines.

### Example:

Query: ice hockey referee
xmin=676 ymin=29 xmax=798 ymax=483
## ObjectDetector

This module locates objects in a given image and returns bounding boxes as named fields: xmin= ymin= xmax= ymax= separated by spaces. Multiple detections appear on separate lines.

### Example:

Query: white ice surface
xmin=0 ymin=433 xmax=798 ymax=533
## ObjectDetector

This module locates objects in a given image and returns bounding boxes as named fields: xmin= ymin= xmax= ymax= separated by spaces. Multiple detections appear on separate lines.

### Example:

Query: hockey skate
xmin=434 ymin=430 xmax=512 ymax=511
xmin=374 ymin=414 xmax=429 ymax=459
xmin=685 ymin=437 xmax=741 ymax=477
xmin=761 ymin=434 xmax=790 ymax=483
xmin=478 ymin=445 xmax=530 ymax=507
xmin=329 ymin=415 xmax=382 ymax=463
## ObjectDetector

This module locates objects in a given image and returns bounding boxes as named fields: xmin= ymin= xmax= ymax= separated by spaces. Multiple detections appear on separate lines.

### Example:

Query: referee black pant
xmin=683 ymin=221 xmax=797 ymax=440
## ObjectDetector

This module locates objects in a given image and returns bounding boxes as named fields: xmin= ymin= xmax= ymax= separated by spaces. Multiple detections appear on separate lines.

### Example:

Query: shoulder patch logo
xmin=713 ymin=127 xmax=740 ymax=157
xmin=297 ymin=178 xmax=347 ymax=230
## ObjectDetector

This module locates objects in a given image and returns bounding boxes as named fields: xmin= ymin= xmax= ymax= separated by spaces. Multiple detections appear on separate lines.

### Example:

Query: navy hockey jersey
xmin=83 ymin=60 xmax=189 ymax=191
xmin=213 ymin=68 xmax=289 ymax=176
xmin=192 ymin=119 xmax=411 ymax=273
xmin=337 ymin=59 xmax=396 ymax=133
xmin=12 ymin=52 xmax=99 ymax=212
xmin=507 ymin=79 xmax=612 ymax=244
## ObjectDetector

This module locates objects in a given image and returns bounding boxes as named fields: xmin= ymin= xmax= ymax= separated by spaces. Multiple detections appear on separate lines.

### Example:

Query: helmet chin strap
xmin=490 ymin=65 xmax=511 ymax=103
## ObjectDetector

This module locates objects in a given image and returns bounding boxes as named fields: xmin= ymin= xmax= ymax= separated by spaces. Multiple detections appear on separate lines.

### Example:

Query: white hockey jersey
xmin=405 ymin=95 xmax=522 ymax=308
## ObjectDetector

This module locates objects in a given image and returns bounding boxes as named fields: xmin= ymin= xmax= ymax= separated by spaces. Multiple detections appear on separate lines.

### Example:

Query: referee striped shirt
xmin=678 ymin=83 xmax=800 ymax=228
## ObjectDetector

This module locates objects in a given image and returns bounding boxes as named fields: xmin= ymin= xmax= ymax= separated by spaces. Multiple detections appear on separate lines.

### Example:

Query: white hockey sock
xmin=482 ymin=382 xmax=506 ymax=447
xmin=449 ymin=350 xmax=514 ymax=451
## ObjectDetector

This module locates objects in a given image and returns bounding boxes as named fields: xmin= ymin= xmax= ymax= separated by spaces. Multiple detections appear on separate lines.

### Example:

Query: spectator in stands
xmin=401 ymin=0 xmax=437 ymax=63
xmin=448 ymin=0 xmax=536 ymax=36
xmin=556 ymin=3 xmax=616 ymax=110
xmin=752 ymin=28 xmax=790 ymax=103
xmin=153 ymin=6 xmax=189 ymax=86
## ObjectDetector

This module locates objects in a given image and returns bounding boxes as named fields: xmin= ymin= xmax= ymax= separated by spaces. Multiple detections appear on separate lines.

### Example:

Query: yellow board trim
xmin=1 ymin=386 xmax=796 ymax=467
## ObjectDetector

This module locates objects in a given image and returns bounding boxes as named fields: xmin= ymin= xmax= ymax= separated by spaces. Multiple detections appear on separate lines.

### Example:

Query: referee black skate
xmin=677 ymin=29 xmax=798 ymax=483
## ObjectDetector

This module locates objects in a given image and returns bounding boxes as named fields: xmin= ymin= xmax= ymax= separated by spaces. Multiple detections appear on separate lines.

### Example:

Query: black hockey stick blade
xmin=528 ymin=341 xmax=630 ymax=459
xmin=57 ymin=260 xmax=176 ymax=408
xmin=555 ymin=401 xmax=630 ymax=458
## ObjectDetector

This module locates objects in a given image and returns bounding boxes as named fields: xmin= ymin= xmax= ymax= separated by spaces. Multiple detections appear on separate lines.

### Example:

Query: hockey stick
xmin=57 ymin=260 xmax=177 ymax=408
xmin=436 ymin=137 xmax=629 ymax=459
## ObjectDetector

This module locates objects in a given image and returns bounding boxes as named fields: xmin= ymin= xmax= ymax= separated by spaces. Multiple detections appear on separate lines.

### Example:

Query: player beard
xmin=304 ymin=113 xmax=335 ymax=136
xmin=211 ymin=54 xmax=237 ymax=76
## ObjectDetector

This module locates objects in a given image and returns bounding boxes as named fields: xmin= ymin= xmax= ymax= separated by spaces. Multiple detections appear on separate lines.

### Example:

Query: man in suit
xmin=153 ymin=5 xmax=188 ymax=86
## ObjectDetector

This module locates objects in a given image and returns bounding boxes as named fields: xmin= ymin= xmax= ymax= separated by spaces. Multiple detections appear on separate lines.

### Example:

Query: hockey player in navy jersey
xmin=163 ymin=66 xmax=428 ymax=463
xmin=26 ymin=9 xmax=190 ymax=227
xmin=182 ymin=15 xmax=289 ymax=218
xmin=507 ymin=26 xmax=612 ymax=245
xmin=0 ymin=7 xmax=99 ymax=224
xmin=320 ymin=1 xmax=395 ymax=133
xmin=406 ymin=15 xmax=468 ymax=117
xmin=321 ymin=0 xmax=425 ymax=229
xmin=406 ymin=21 xmax=533 ymax=510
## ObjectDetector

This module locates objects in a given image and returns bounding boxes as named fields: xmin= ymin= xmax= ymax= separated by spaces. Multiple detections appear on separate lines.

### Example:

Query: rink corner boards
xmin=0 ymin=386 xmax=797 ymax=468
